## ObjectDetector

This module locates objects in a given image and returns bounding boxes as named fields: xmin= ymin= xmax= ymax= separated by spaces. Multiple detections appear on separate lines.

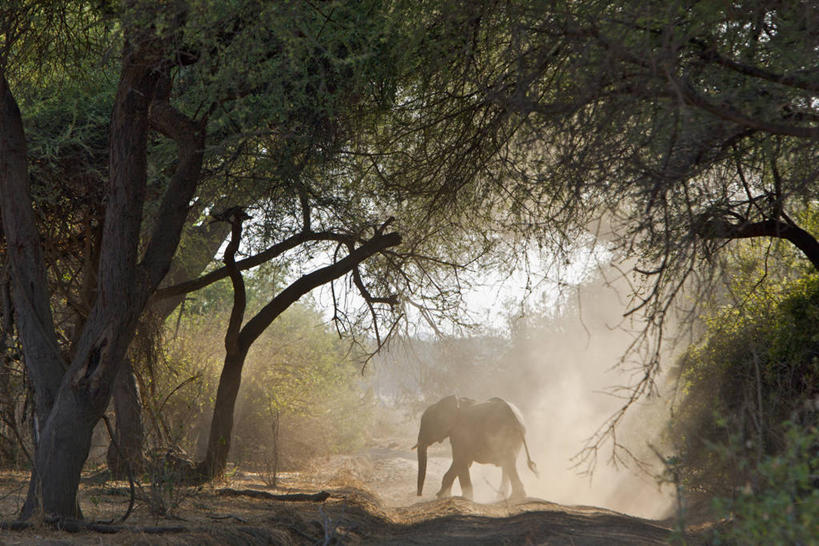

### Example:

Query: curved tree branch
xmin=698 ymin=217 xmax=819 ymax=271
xmin=671 ymin=76 xmax=819 ymax=140
xmin=152 ymin=229 xmax=358 ymax=300
xmin=214 ymin=207 xmax=251 ymax=355
xmin=239 ymin=230 xmax=401 ymax=350
xmin=693 ymin=41 xmax=819 ymax=94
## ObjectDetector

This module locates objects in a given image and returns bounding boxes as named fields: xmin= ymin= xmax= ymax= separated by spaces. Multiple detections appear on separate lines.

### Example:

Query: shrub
xmin=669 ymin=275 xmax=818 ymax=497
xmin=712 ymin=423 xmax=819 ymax=545
xmin=147 ymin=288 xmax=372 ymax=472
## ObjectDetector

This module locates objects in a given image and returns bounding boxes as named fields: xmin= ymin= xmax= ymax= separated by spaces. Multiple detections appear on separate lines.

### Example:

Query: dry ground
xmin=0 ymin=444 xmax=706 ymax=545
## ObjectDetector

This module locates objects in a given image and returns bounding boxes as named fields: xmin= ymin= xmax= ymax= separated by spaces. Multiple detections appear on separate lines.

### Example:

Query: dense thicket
xmin=666 ymin=270 xmax=818 ymax=540
xmin=671 ymin=274 xmax=818 ymax=492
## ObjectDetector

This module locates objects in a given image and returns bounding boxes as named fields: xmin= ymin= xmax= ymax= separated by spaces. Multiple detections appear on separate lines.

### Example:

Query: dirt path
xmin=0 ymin=446 xmax=700 ymax=544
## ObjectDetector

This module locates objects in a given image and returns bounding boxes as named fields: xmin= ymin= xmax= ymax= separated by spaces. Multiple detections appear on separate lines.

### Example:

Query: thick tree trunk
xmin=106 ymin=220 xmax=230 ymax=474
xmin=21 ymin=389 xmax=105 ymax=518
xmin=18 ymin=29 xmax=161 ymax=518
xmin=0 ymin=76 xmax=65 ymax=434
xmin=0 ymin=251 xmax=19 ymax=465
xmin=4 ymin=6 xmax=204 ymax=517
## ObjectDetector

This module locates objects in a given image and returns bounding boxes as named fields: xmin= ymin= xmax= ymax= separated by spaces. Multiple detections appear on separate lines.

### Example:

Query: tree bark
xmin=700 ymin=217 xmax=819 ymax=272
xmin=18 ymin=28 xmax=162 ymax=517
xmin=198 ymin=210 xmax=249 ymax=478
xmin=9 ymin=11 xmax=206 ymax=515
xmin=106 ymin=358 xmax=145 ymax=478
xmin=0 ymin=242 xmax=21 ymax=465
xmin=0 ymin=75 xmax=65 ymax=434
xmin=198 ymin=349 xmax=249 ymax=478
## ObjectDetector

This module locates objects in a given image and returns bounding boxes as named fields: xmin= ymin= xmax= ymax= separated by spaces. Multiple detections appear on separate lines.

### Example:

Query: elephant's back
xmin=484 ymin=397 xmax=527 ymax=433
xmin=465 ymin=398 xmax=526 ymax=440
xmin=461 ymin=399 xmax=525 ymax=464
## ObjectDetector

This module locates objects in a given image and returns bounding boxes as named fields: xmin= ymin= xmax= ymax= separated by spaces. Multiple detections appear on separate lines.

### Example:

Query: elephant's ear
xmin=421 ymin=396 xmax=459 ymax=444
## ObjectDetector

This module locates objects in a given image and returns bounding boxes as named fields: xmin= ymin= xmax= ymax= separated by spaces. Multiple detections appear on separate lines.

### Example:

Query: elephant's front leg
xmin=436 ymin=462 xmax=459 ymax=498
xmin=457 ymin=466 xmax=473 ymax=500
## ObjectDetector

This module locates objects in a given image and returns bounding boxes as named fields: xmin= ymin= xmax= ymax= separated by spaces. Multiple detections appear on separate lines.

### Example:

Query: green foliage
xmin=24 ymin=72 xmax=114 ymax=197
xmin=175 ymin=0 xmax=401 ymax=177
xmin=670 ymin=273 xmax=819 ymax=497
xmin=712 ymin=423 xmax=819 ymax=545
xmin=1 ymin=1 xmax=115 ymax=85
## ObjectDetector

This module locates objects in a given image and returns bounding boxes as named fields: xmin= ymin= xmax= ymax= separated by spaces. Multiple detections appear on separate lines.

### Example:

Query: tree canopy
xmin=364 ymin=0 xmax=818 ymax=389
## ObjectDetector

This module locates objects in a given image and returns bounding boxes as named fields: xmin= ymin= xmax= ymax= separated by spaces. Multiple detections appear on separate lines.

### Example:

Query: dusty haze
xmin=370 ymin=271 xmax=676 ymax=519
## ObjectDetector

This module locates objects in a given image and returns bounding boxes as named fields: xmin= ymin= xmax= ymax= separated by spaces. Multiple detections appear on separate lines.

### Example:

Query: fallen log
xmin=216 ymin=488 xmax=332 ymax=502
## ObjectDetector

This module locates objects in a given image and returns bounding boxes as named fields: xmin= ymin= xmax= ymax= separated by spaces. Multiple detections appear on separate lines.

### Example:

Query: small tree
xmin=193 ymin=209 xmax=399 ymax=479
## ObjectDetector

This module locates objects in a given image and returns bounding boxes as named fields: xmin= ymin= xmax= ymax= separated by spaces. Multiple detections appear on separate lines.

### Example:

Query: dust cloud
xmin=369 ymin=270 xmax=676 ymax=519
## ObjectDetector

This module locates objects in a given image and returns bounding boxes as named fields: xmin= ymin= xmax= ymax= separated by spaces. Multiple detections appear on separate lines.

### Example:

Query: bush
xmin=147 ymin=287 xmax=373 ymax=473
xmin=712 ymin=423 xmax=819 ymax=545
xmin=669 ymin=275 xmax=818 ymax=497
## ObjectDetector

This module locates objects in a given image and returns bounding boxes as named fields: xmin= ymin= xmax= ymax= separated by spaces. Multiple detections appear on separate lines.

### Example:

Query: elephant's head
xmin=414 ymin=395 xmax=460 ymax=496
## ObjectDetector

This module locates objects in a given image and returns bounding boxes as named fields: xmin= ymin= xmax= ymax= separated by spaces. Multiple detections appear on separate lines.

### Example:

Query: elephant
xmin=413 ymin=395 xmax=538 ymax=501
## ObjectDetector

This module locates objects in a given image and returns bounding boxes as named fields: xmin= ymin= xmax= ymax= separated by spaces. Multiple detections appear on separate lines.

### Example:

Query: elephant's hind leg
xmin=505 ymin=462 xmax=525 ymax=500
xmin=498 ymin=468 xmax=511 ymax=500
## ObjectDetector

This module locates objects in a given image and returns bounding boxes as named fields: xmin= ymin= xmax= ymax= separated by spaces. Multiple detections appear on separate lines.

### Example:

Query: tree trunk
xmin=18 ymin=26 xmax=162 ymax=517
xmin=0 ymin=250 xmax=20 ymax=466
xmin=3 ymin=6 xmax=204 ymax=517
xmin=0 ymin=75 xmax=65 ymax=435
xmin=196 ymin=215 xmax=401 ymax=480
xmin=198 ymin=349 xmax=249 ymax=479
xmin=106 ymin=220 xmax=230 ymax=474
xmin=106 ymin=358 xmax=144 ymax=478
xmin=21 ymin=388 xmax=104 ymax=519
xmin=196 ymin=210 xmax=249 ymax=480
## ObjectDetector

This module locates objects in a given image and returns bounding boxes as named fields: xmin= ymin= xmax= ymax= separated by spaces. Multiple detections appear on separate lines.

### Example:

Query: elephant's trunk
xmin=417 ymin=444 xmax=428 ymax=496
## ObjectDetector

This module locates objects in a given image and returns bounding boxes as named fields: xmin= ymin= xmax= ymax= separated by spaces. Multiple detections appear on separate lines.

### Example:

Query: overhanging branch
xmin=238 ymin=230 xmax=401 ymax=350
xmin=698 ymin=217 xmax=819 ymax=271
xmin=693 ymin=41 xmax=819 ymax=94
xmin=671 ymin=76 xmax=819 ymax=140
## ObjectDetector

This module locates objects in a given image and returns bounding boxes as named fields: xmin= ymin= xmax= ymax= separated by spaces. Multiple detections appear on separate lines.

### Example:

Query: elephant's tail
xmin=522 ymin=434 xmax=539 ymax=478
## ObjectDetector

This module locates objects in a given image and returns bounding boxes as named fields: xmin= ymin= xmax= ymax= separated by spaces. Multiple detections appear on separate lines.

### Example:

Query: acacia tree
xmin=0 ymin=0 xmax=414 ymax=518
xmin=186 ymin=209 xmax=398 ymax=479
xmin=1 ymin=0 xmax=212 ymax=517
xmin=2 ymin=63 xmax=240 ymax=477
